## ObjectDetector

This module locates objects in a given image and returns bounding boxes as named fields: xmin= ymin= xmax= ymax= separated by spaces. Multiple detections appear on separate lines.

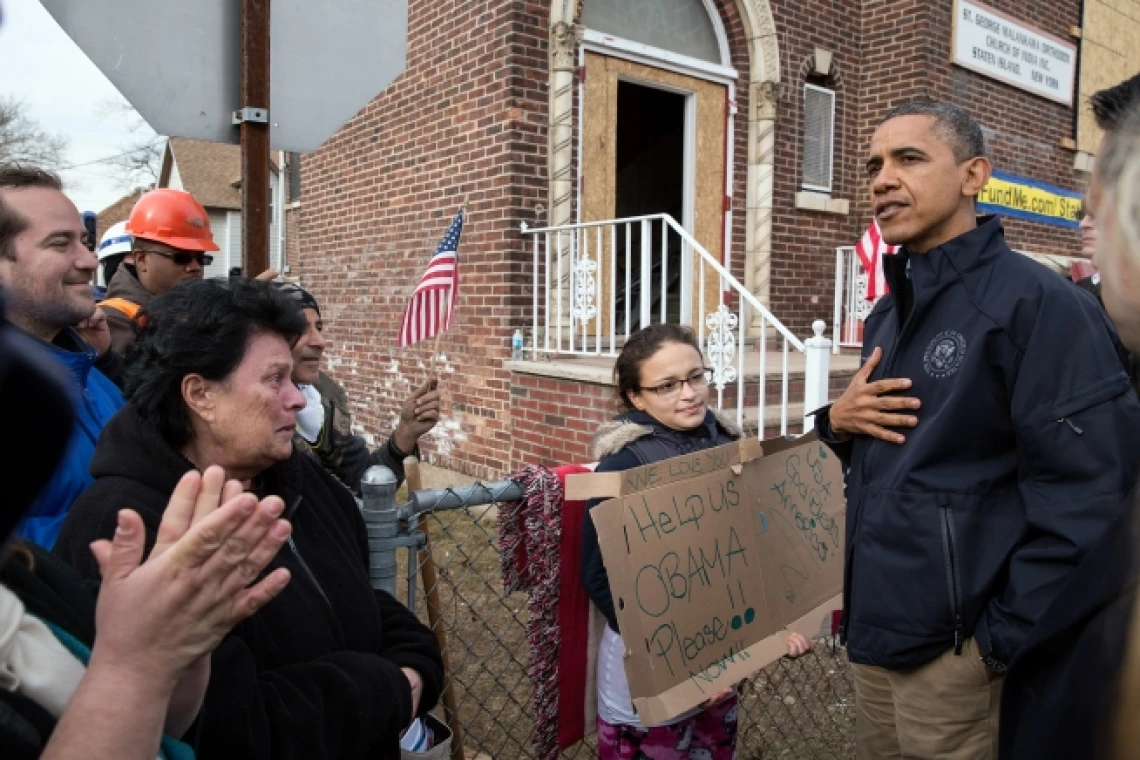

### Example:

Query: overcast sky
xmin=0 ymin=0 xmax=158 ymax=213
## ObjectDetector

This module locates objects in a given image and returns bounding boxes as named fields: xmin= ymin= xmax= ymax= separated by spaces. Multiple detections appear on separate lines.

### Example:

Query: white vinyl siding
xmin=225 ymin=203 xmax=280 ymax=275
xmin=269 ymin=183 xmax=283 ymax=272
xmin=227 ymin=211 xmax=243 ymax=276
xmin=802 ymin=84 xmax=835 ymax=193
xmin=204 ymin=210 xmax=231 ymax=279
xmin=202 ymin=204 xmax=279 ymax=278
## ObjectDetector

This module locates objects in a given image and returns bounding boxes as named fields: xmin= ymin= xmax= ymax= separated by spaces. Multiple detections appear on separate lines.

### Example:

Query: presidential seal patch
xmin=923 ymin=331 xmax=966 ymax=379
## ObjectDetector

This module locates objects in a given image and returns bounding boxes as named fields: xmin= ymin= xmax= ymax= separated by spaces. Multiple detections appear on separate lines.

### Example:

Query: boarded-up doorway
xmin=581 ymin=51 xmax=726 ymax=333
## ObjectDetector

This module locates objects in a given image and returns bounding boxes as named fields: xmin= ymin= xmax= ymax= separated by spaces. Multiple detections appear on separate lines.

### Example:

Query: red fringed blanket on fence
xmin=499 ymin=463 xmax=596 ymax=759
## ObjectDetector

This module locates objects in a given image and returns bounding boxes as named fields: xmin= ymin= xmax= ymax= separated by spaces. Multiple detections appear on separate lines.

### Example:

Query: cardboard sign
xmin=584 ymin=435 xmax=845 ymax=725
xmin=566 ymin=438 xmax=763 ymax=502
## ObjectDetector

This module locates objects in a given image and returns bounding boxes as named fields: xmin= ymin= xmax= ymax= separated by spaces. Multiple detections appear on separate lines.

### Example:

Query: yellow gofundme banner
xmin=977 ymin=171 xmax=1081 ymax=229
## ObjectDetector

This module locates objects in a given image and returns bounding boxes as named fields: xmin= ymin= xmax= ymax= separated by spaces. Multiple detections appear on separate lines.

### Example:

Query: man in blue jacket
xmin=814 ymin=102 xmax=1140 ymax=759
xmin=0 ymin=165 xmax=124 ymax=547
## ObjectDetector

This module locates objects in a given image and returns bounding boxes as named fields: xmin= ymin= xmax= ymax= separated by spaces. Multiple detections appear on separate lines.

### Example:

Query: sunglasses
xmin=138 ymin=248 xmax=214 ymax=267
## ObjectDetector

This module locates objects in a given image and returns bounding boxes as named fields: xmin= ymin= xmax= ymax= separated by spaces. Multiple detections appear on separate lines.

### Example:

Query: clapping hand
xmin=88 ymin=467 xmax=293 ymax=682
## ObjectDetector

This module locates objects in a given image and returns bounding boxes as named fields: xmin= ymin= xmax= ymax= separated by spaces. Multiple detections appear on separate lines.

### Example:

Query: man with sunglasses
xmin=99 ymin=188 xmax=217 ymax=354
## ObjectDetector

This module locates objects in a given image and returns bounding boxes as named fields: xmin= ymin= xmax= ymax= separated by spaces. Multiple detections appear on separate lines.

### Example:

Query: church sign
xmin=951 ymin=0 xmax=1077 ymax=106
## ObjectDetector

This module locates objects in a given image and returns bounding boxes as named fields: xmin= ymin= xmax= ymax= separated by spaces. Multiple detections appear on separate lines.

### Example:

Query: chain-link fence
xmin=374 ymin=472 xmax=855 ymax=760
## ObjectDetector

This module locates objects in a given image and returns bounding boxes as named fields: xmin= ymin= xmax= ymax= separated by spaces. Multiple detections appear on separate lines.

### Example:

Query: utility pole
xmin=238 ymin=0 xmax=271 ymax=277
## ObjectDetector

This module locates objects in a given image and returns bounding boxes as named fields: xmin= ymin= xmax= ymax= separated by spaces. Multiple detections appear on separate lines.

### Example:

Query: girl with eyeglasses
xmin=580 ymin=323 xmax=813 ymax=759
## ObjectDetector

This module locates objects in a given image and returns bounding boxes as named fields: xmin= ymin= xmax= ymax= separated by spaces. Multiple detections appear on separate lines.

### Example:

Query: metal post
xmin=239 ymin=0 xmax=271 ymax=277
xmin=803 ymin=319 xmax=833 ymax=431
xmin=406 ymin=544 xmax=418 ymax=611
xmin=640 ymin=219 xmax=651 ymax=329
xmin=405 ymin=459 xmax=466 ymax=760
xmin=832 ymin=248 xmax=844 ymax=355
xmin=361 ymin=465 xmax=400 ymax=595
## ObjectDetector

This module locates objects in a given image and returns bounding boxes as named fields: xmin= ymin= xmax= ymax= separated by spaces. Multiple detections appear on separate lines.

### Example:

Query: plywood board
xmin=580 ymin=52 xmax=727 ymax=333
xmin=1077 ymin=0 xmax=1140 ymax=154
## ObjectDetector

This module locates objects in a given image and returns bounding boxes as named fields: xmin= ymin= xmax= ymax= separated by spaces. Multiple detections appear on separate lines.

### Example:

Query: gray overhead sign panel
xmin=39 ymin=0 xmax=241 ymax=145
xmin=270 ymin=0 xmax=408 ymax=152
xmin=40 ymin=0 xmax=407 ymax=153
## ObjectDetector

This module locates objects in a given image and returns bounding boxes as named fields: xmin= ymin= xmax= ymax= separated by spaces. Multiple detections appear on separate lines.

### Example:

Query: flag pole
xmin=428 ymin=302 xmax=448 ymax=375
xmin=428 ymin=196 xmax=467 ymax=378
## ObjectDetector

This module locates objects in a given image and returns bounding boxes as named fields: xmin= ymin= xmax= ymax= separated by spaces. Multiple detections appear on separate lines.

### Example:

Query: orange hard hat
xmin=126 ymin=189 xmax=220 ymax=252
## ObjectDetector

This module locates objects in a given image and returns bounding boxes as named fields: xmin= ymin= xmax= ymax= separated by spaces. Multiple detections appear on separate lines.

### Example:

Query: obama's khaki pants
xmin=852 ymin=638 xmax=1002 ymax=760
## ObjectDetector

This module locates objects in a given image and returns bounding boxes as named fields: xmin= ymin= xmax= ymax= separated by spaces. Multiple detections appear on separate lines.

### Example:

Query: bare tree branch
xmin=101 ymin=137 xmax=164 ymax=191
xmin=96 ymin=97 xmax=164 ymax=192
xmin=0 ymin=96 xmax=68 ymax=170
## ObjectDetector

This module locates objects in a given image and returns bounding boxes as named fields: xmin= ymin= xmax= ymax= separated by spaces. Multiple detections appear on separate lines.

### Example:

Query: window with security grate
xmin=803 ymin=84 xmax=835 ymax=193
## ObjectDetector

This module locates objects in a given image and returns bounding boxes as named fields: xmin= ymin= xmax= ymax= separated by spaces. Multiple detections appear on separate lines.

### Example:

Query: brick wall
xmin=297 ymin=0 xmax=549 ymax=480
xmin=284 ymin=205 xmax=300 ymax=274
xmin=768 ymin=0 xmax=868 ymax=336
xmin=509 ymin=373 xmax=615 ymax=468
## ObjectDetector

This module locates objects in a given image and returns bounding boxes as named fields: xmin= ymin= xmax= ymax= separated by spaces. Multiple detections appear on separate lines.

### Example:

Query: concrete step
xmin=510 ymin=351 xmax=860 ymax=386
xmin=734 ymin=404 xmax=808 ymax=434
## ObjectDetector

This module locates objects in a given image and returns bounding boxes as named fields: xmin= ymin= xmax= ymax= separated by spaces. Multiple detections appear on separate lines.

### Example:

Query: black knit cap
xmin=275 ymin=281 xmax=320 ymax=315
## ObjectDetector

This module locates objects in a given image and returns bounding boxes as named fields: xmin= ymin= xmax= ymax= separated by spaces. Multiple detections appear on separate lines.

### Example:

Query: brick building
xmin=296 ymin=0 xmax=1091 ymax=479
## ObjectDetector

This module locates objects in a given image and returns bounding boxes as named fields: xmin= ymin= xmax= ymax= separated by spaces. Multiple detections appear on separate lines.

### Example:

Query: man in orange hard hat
xmin=99 ymin=188 xmax=219 ymax=354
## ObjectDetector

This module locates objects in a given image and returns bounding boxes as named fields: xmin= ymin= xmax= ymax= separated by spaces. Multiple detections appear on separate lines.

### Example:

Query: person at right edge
xmin=813 ymin=101 xmax=1140 ymax=760
xmin=999 ymin=95 xmax=1140 ymax=759
xmin=1074 ymin=73 xmax=1140 ymax=394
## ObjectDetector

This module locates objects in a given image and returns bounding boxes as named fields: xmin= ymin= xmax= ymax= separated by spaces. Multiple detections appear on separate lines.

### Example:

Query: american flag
xmin=855 ymin=219 xmax=898 ymax=302
xmin=399 ymin=208 xmax=464 ymax=347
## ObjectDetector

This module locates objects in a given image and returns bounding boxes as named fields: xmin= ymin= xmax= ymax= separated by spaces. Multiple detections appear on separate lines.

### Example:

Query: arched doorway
xmin=579 ymin=0 xmax=733 ymax=326
xmin=547 ymin=0 xmax=781 ymax=323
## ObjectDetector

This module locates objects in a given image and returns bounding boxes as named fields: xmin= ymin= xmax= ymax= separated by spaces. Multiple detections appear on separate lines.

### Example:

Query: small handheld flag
xmin=399 ymin=208 xmax=464 ymax=347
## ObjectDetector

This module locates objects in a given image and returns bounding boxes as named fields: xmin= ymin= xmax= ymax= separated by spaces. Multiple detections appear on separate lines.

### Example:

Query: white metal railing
xmin=519 ymin=213 xmax=831 ymax=436
xmin=832 ymin=245 xmax=880 ymax=353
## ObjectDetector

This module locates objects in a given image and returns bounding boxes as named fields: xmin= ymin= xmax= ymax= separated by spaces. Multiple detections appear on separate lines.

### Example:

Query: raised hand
xmin=76 ymin=307 xmax=112 ymax=356
xmin=88 ymin=468 xmax=293 ymax=679
xmin=393 ymin=378 xmax=441 ymax=454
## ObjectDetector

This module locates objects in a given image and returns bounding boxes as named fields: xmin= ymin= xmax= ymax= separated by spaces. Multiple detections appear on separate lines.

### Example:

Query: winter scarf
xmin=498 ymin=464 xmax=596 ymax=759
